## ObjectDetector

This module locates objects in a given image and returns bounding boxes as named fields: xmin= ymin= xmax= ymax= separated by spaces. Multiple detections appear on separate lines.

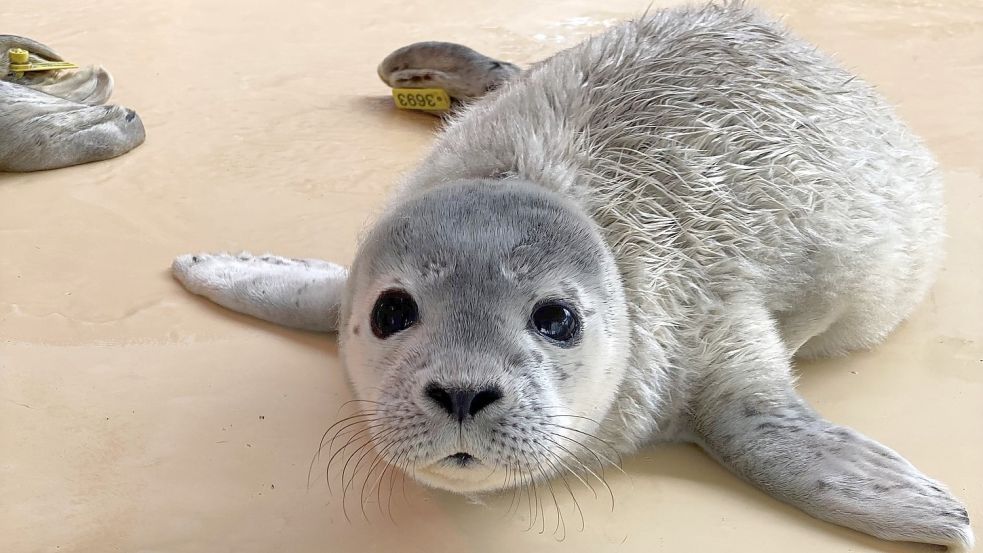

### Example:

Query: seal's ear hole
xmin=530 ymin=301 xmax=580 ymax=344
xmin=371 ymin=289 xmax=419 ymax=339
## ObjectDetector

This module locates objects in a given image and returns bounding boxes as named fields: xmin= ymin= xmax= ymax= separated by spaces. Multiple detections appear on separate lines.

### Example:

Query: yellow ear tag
xmin=391 ymin=87 xmax=451 ymax=112
xmin=7 ymin=48 xmax=79 ymax=78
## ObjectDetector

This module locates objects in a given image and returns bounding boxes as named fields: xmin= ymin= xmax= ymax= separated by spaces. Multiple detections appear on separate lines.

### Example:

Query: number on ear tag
xmin=391 ymin=88 xmax=451 ymax=112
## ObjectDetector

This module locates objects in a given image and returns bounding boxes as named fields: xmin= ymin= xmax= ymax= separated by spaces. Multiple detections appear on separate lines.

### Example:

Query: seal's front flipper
xmin=377 ymin=41 xmax=520 ymax=101
xmin=692 ymin=309 xmax=973 ymax=549
xmin=171 ymin=252 xmax=349 ymax=333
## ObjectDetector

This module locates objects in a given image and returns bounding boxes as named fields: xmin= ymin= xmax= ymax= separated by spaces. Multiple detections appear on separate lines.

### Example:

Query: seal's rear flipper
xmin=693 ymin=305 xmax=974 ymax=549
xmin=0 ymin=82 xmax=145 ymax=172
xmin=0 ymin=35 xmax=62 ymax=65
xmin=16 ymin=65 xmax=115 ymax=106
xmin=377 ymin=41 xmax=520 ymax=101
xmin=1 ymin=35 xmax=144 ymax=171
xmin=171 ymin=252 xmax=348 ymax=333
xmin=1 ymin=35 xmax=114 ymax=105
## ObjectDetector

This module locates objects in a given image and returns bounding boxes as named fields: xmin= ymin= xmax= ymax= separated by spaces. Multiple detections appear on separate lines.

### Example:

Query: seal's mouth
xmin=441 ymin=452 xmax=478 ymax=468
xmin=416 ymin=451 xmax=499 ymax=492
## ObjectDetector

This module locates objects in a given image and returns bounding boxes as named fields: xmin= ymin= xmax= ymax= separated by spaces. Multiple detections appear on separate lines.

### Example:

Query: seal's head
xmin=339 ymin=179 xmax=630 ymax=492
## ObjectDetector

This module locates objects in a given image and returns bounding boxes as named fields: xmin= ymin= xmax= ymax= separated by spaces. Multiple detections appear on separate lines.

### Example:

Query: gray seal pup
xmin=171 ymin=3 xmax=973 ymax=548
xmin=0 ymin=35 xmax=145 ymax=172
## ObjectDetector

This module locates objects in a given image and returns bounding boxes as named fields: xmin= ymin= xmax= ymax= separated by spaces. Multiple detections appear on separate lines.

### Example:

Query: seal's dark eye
xmin=371 ymin=290 xmax=418 ymax=339
xmin=531 ymin=302 xmax=579 ymax=343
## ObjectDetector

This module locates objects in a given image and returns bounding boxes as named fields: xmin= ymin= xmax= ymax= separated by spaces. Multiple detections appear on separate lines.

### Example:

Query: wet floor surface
xmin=1 ymin=1 xmax=981 ymax=551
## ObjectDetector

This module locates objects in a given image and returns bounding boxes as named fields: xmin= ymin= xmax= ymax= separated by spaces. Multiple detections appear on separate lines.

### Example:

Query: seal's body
xmin=173 ymin=4 xmax=971 ymax=548
xmin=399 ymin=5 xmax=944 ymax=448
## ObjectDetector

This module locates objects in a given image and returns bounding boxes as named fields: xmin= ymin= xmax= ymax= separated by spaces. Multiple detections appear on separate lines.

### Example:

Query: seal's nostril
xmin=468 ymin=387 xmax=503 ymax=416
xmin=425 ymin=384 xmax=503 ymax=422
xmin=425 ymin=383 xmax=455 ymax=416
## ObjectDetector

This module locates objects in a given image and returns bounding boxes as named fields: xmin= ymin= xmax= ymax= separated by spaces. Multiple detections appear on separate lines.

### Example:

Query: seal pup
xmin=0 ymin=35 xmax=145 ymax=172
xmin=171 ymin=4 xmax=973 ymax=548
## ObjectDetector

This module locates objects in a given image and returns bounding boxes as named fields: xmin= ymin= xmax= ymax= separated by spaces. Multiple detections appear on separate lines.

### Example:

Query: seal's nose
xmin=425 ymin=383 xmax=502 ymax=422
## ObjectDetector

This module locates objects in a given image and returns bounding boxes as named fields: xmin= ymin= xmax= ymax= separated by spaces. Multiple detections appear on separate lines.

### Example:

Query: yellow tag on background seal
xmin=7 ymin=48 xmax=78 ymax=77
xmin=391 ymin=88 xmax=451 ymax=112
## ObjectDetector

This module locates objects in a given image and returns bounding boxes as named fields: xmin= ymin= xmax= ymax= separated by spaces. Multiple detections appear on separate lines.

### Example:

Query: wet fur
xmin=172 ymin=3 xmax=973 ymax=548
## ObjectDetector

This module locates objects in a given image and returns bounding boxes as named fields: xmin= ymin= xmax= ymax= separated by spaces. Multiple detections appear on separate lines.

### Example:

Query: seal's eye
xmin=531 ymin=301 xmax=579 ymax=343
xmin=371 ymin=290 xmax=418 ymax=339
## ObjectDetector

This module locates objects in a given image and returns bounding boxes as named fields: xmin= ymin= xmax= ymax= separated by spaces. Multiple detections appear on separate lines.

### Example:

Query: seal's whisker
xmin=536 ymin=448 xmax=567 ymax=541
xmin=512 ymin=458 xmax=534 ymax=521
xmin=405 ymin=457 xmax=417 ymax=504
xmin=499 ymin=463 xmax=513 ymax=520
xmin=394 ymin=449 xmax=416 ymax=516
xmin=540 ymin=410 xmax=605 ymax=427
xmin=383 ymin=446 xmax=409 ymax=525
xmin=326 ymin=423 xmax=391 ymax=494
xmin=545 ymin=424 xmax=625 ymax=472
xmin=340 ymin=429 xmax=400 ymax=522
xmin=542 ymin=449 xmax=586 ymax=533
xmin=504 ymin=460 xmax=523 ymax=518
xmin=513 ymin=462 xmax=531 ymax=520
xmin=546 ymin=432 xmax=616 ymax=511
xmin=352 ymin=441 xmax=387 ymax=523
xmin=367 ymin=437 xmax=410 ymax=519
xmin=341 ymin=427 xmax=398 ymax=497
xmin=336 ymin=399 xmax=385 ymax=408
xmin=323 ymin=422 xmax=388 ymax=489
xmin=518 ymin=450 xmax=543 ymax=533
xmin=313 ymin=419 xmax=381 ymax=476
xmin=532 ymin=452 xmax=564 ymax=539
xmin=315 ymin=411 xmax=384 ymax=463
xmin=357 ymin=438 xmax=400 ymax=522
xmin=508 ymin=463 xmax=523 ymax=517
xmin=539 ymin=435 xmax=599 ymax=499
xmin=308 ymin=411 xmax=383 ymax=488
xmin=359 ymin=438 xmax=401 ymax=522
xmin=542 ymin=421 xmax=623 ymax=464
xmin=545 ymin=428 xmax=612 ymax=472
xmin=325 ymin=420 xmax=384 ymax=453
xmin=544 ymin=434 xmax=604 ymax=486
xmin=325 ymin=427 xmax=374 ymax=492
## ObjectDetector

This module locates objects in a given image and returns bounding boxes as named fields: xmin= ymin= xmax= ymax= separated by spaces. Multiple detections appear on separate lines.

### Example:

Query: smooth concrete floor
xmin=1 ymin=1 xmax=980 ymax=552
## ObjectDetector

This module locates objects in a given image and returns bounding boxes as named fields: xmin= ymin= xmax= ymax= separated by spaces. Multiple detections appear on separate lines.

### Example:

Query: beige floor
xmin=2 ymin=0 xmax=981 ymax=552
